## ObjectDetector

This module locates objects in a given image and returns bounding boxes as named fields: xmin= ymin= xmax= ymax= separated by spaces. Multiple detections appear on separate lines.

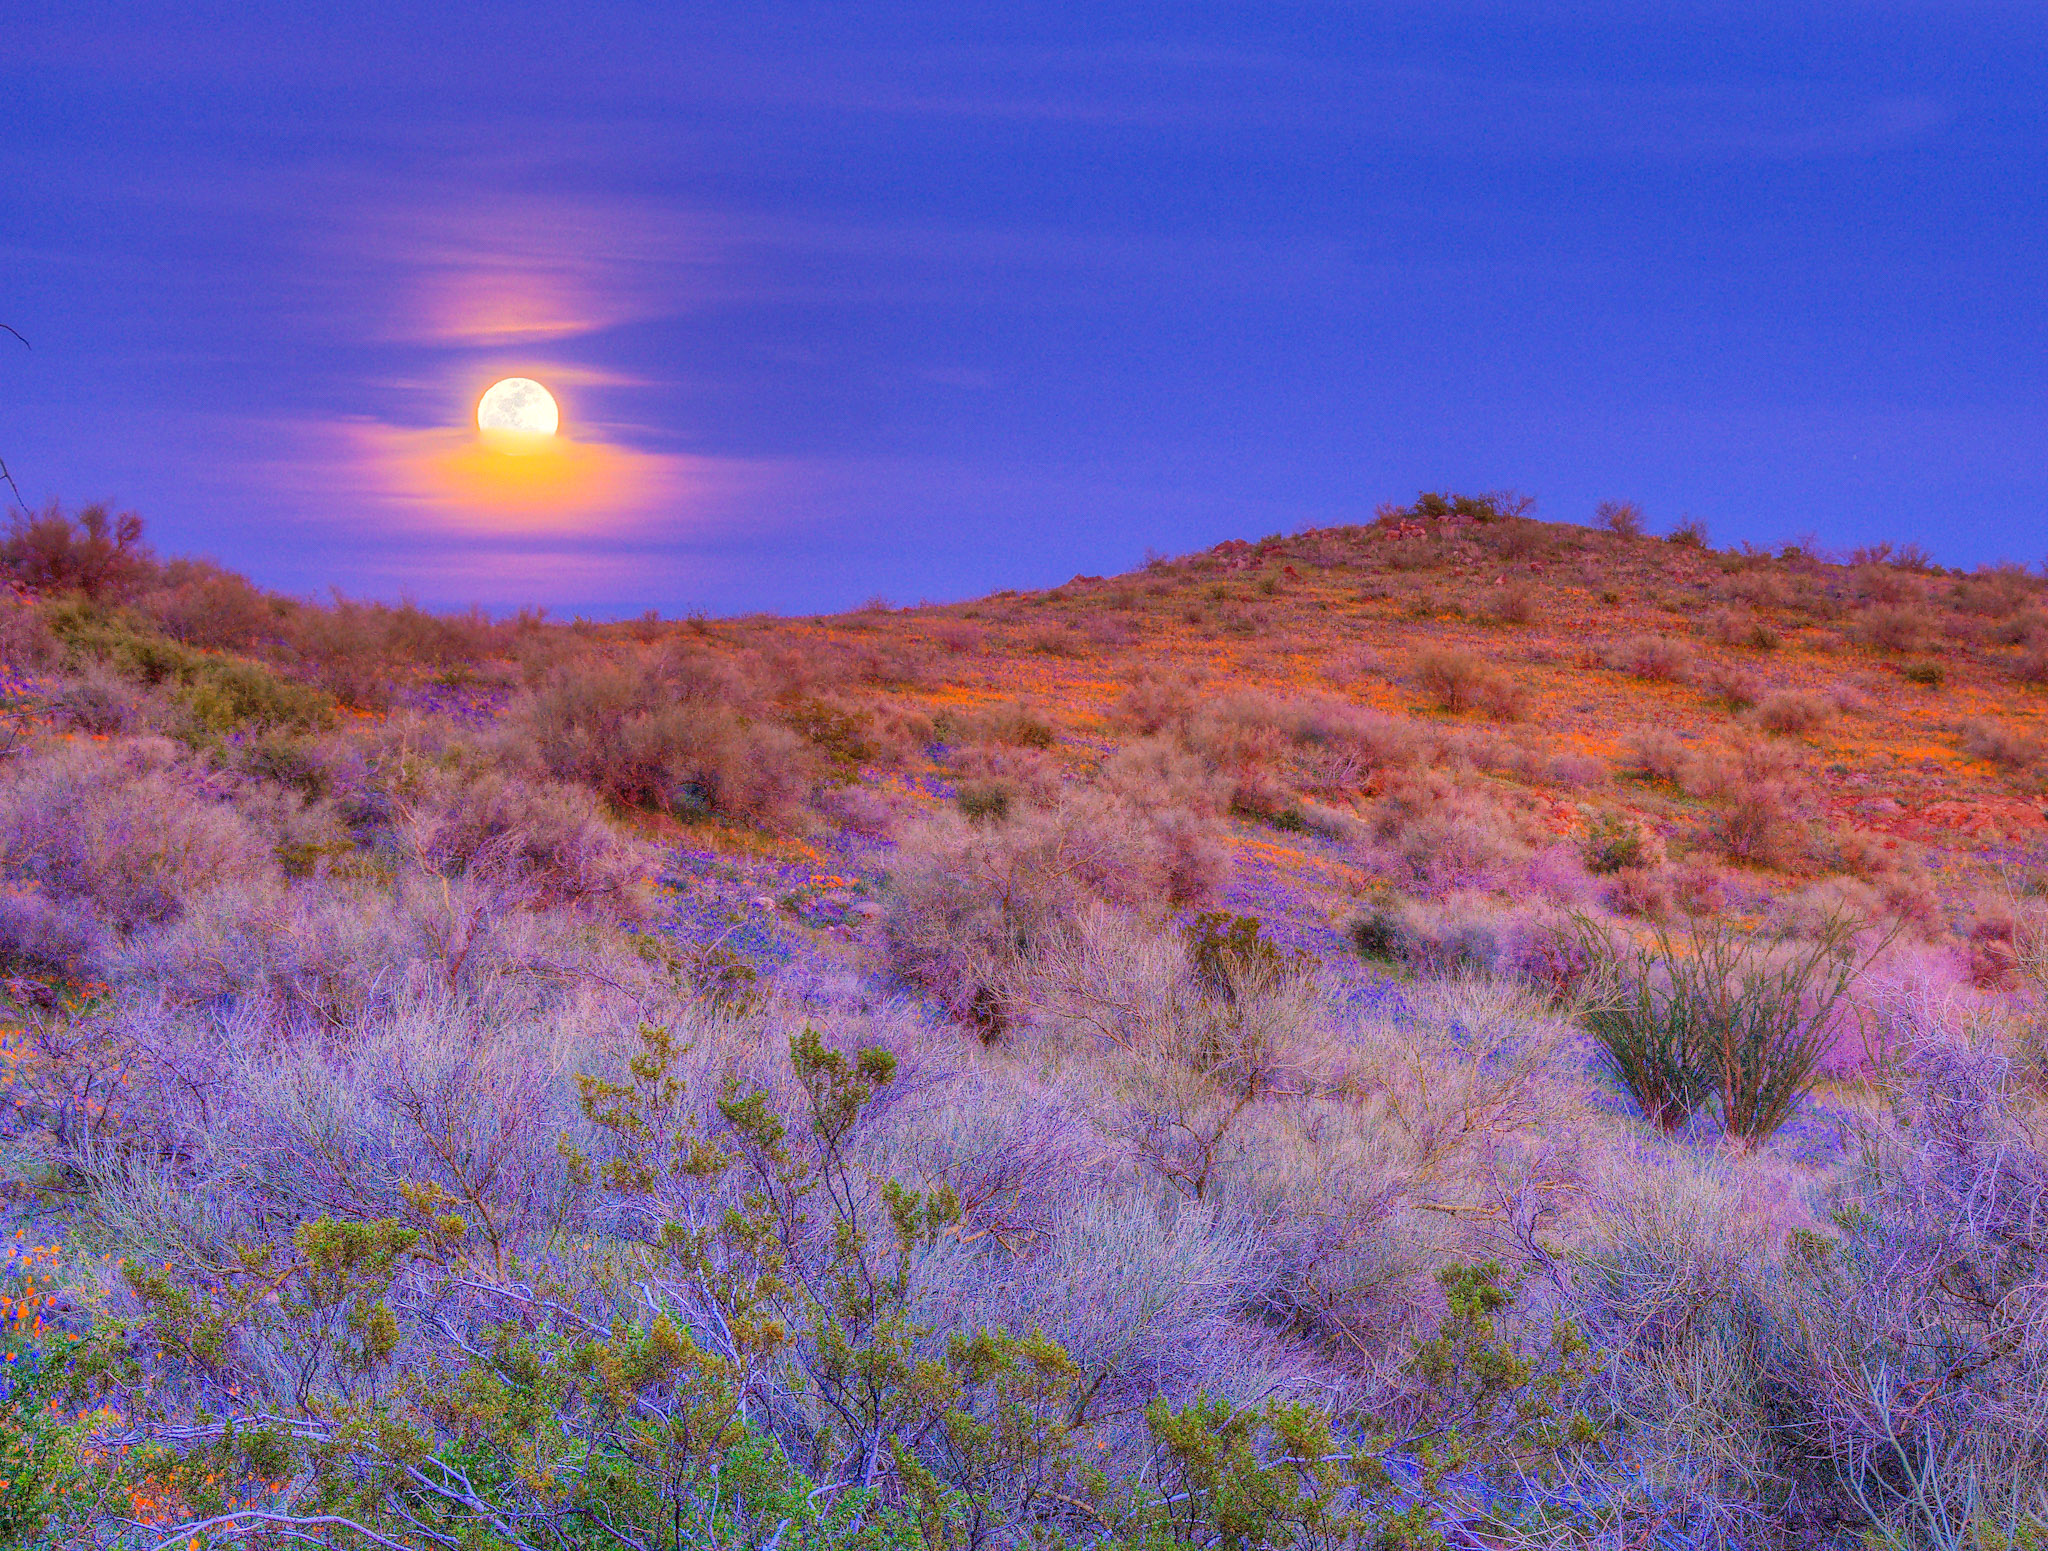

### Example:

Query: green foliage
xmin=1399 ymin=491 xmax=1532 ymax=524
xmin=955 ymin=780 xmax=1013 ymax=824
xmin=1903 ymin=661 xmax=1947 ymax=688
xmin=788 ymin=697 xmax=878 ymax=780
xmin=1346 ymin=905 xmax=1406 ymax=963
xmin=1102 ymin=1263 xmax=1599 ymax=1550
xmin=1582 ymin=811 xmax=1652 ymax=876
xmin=41 ymin=599 xmax=334 ymax=736
xmin=1183 ymin=912 xmax=1311 ymax=1003
xmin=1573 ymin=911 xmax=1884 ymax=1139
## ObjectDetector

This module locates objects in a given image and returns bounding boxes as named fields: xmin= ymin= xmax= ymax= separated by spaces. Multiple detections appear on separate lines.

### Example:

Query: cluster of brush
xmin=0 ymin=502 xmax=2045 ymax=1549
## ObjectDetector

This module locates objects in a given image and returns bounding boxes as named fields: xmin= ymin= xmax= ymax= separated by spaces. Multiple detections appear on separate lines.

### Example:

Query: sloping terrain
xmin=1 ymin=497 xmax=2046 ymax=1549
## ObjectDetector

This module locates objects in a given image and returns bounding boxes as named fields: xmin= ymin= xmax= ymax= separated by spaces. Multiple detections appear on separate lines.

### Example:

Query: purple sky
xmin=8 ymin=2 xmax=2047 ymax=615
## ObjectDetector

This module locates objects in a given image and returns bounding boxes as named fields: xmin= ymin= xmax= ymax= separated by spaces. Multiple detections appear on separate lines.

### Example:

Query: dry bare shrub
xmin=1414 ymin=649 xmax=1482 ymax=713
xmin=947 ymin=744 xmax=1066 ymax=813
xmin=1746 ymin=690 xmax=1832 ymax=737
xmin=1353 ymin=770 xmax=1536 ymax=897
xmin=0 ymin=597 xmax=59 ymax=670
xmin=135 ymin=558 xmax=279 ymax=649
xmin=1698 ymin=664 xmax=1761 ymax=710
xmin=1080 ymin=613 xmax=1139 ymax=649
xmin=877 ymin=800 xmax=1229 ymax=1033
xmin=0 ymin=737 xmax=274 ymax=937
xmin=813 ymin=782 xmax=904 ymax=839
xmin=1853 ymin=602 xmax=1935 ymax=653
xmin=1483 ymin=581 xmax=1539 ymax=625
xmin=1620 ymin=729 xmax=1688 ymax=785
xmin=953 ymin=700 xmax=1060 ymax=750
xmin=944 ymin=1189 xmax=1273 ymax=1422
xmin=1958 ymin=718 xmax=2043 ymax=770
xmin=511 ymin=660 xmax=816 ymax=824
xmin=1951 ymin=564 xmax=2036 ymax=618
xmin=2017 ymin=645 xmax=2048 ymax=687
xmin=1773 ymin=1035 xmax=2048 ymax=1536
xmin=1721 ymin=569 xmax=1787 ymax=609
xmin=1609 ymin=635 xmax=1694 ymax=683
xmin=47 ymin=666 xmax=147 ymax=733
xmin=1100 ymin=736 xmax=1232 ymax=816
xmin=1027 ymin=623 xmax=1087 ymax=658
xmin=1414 ymin=649 xmax=1521 ymax=719
xmin=1115 ymin=670 xmax=1204 ymax=735
xmin=924 ymin=617 xmax=987 ymax=654
xmin=1701 ymin=608 xmax=1782 ymax=651
xmin=1320 ymin=644 xmax=1382 ymax=685
xmin=1598 ymin=500 xmax=1646 ymax=538
xmin=2 ymin=501 xmax=154 ymax=601
xmin=881 ymin=1062 xmax=1097 ymax=1253
xmin=1707 ymin=779 xmax=1812 ymax=868
xmin=405 ymin=770 xmax=655 ymax=919
xmin=1603 ymin=867 xmax=1675 ymax=919
xmin=1294 ymin=701 xmax=1422 ymax=791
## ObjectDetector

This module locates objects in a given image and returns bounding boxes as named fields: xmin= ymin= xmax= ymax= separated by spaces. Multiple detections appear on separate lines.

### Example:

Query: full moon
xmin=477 ymin=377 xmax=560 ymax=436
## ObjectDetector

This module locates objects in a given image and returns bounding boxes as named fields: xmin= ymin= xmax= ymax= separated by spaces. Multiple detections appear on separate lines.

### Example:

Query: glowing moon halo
xmin=477 ymin=377 xmax=560 ymax=437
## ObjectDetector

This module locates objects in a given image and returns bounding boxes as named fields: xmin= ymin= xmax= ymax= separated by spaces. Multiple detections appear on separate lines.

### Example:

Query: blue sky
xmin=7 ymin=2 xmax=2045 ymax=614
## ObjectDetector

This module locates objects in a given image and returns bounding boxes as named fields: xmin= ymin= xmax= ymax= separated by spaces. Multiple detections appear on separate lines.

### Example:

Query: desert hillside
xmin=2 ymin=495 xmax=2045 ymax=1549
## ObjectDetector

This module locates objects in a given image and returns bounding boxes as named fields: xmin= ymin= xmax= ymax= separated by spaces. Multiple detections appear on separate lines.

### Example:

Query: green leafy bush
xmin=1574 ymin=912 xmax=1881 ymax=1140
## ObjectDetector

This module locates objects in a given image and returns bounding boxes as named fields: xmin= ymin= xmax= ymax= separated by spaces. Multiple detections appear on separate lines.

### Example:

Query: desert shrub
xmin=1747 ymin=690 xmax=1831 ymax=737
xmin=955 ymin=779 xmax=1013 ymax=823
xmin=950 ymin=745 xmax=1064 ymax=810
xmin=1346 ymin=903 xmax=1405 ymax=962
xmin=1703 ymin=609 xmax=1783 ymax=651
xmin=1574 ymin=911 xmax=1873 ymax=1139
xmin=1116 ymin=671 xmax=1203 ymax=735
xmin=1709 ymin=778 xmax=1811 ymax=868
xmin=1603 ymin=866 xmax=1674 ymax=919
xmin=1959 ymin=718 xmax=2043 ymax=771
xmin=1582 ymin=811 xmax=1661 ymax=875
xmin=1 ymin=502 xmax=153 ymax=601
xmin=1757 ymin=1036 xmax=2048 ymax=1540
xmin=1414 ymin=649 xmax=1521 ymax=720
xmin=1367 ymin=894 xmax=1510 ymax=976
xmin=0 ymin=738 xmax=275 ymax=936
xmin=1598 ymin=500 xmax=1646 ymax=538
xmin=1391 ymin=489 xmax=1531 ymax=523
xmin=1666 ymin=517 xmax=1709 ymax=548
xmin=1183 ymin=912 xmax=1311 ymax=1003
xmin=1483 ymin=581 xmax=1538 ymax=625
xmin=41 ymin=603 xmax=332 ymax=735
xmin=2013 ymin=644 xmax=2048 ymax=687
xmin=1610 ymin=635 xmax=1693 ymax=683
xmin=1901 ymin=660 xmax=1946 ymax=688
xmin=45 ymin=667 xmax=145 ymax=733
xmin=1354 ymin=772 xmax=1534 ymax=897
xmin=1951 ymin=563 xmax=2035 ymax=618
xmin=512 ymin=660 xmax=816 ymax=824
xmin=1028 ymin=623 xmax=1086 ymax=657
xmin=1855 ymin=603 xmax=1935 ymax=654
xmin=878 ymin=800 xmax=1228 ymax=1032
xmin=1415 ymin=649 xmax=1484 ymax=713
xmin=1699 ymin=663 xmax=1761 ymax=710
xmin=0 ymin=598 xmax=58 ymax=670
xmin=1493 ymin=520 xmax=1550 ymax=561
xmin=925 ymin=616 xmax=987 ymax=653
xmin=1619 ymin=729 xmax=1688 ymax=785
xmin=135 ymin=557 xmax=279 ymax=648
xmin=1101 ymin=736 xmax=1232 ymax=815
xmin=405 ymin=769 xmax=654 ymax=918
